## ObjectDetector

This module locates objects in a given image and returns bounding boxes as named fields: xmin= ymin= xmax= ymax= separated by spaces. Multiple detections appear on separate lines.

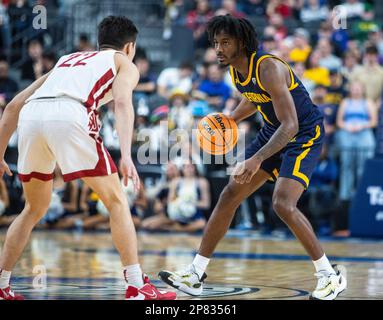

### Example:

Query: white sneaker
xmin=310 ymin=264 xmax=347 ymax=300
xmin=158 ymin=264 xmax=207 ymax=296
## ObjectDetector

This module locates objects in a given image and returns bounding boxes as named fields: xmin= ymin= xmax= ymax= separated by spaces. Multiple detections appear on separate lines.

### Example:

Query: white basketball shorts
xmin=17 ymin=97 xmax=117 ymax=182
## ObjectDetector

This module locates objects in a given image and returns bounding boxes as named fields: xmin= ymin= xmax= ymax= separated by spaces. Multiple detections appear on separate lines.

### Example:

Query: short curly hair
xmin=206 ymin=15 xmax=259 ymax=58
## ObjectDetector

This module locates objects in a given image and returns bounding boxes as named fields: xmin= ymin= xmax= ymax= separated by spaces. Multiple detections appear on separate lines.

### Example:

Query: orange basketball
xmin=196 ymin=113 xmax=238 ymax=155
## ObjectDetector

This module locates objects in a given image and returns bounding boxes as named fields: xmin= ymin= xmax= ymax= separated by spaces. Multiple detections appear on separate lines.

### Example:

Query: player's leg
xmin=272 ymin=177 xmax=322 ymax=259
xmin=159 ymin=169 xmax=271 ymax=295
xmin=82 ymin=174 xmax=139 ymax=267
xmin=275 ymin=124 xmax=346 ymax=300
xmin=0 ymin=179 xmax=52 ymax=299
xmin=81 ymin=173 xmax=176 ymax=300
xmin=272 ymin=177 xmax=347 ymax=300
xmin=198 ymin=169 xmax=270 ymax=257
xmin=0 ymin=103 xmax=56 ymax=300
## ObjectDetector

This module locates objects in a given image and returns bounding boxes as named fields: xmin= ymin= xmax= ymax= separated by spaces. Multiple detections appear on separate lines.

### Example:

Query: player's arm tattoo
xmin=254 ymin=125 xmax=296 ymax=162
xmin=253 ymin=58 xmax=298 ymax=162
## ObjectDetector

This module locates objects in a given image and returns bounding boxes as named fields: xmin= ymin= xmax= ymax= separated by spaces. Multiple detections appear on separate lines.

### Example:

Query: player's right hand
xmin=0 ymin=159 xmax=12 ymax=178
xmin=120 ymin=157 xmax=140 ymax=192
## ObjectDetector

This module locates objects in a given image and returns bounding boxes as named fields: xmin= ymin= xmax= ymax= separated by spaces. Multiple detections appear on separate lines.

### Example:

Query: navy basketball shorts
xmin=244 ymin=123 xmax=325 ymax=189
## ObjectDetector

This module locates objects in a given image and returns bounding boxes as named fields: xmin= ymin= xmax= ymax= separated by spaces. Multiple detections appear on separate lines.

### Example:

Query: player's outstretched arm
xmin=230 ymin=97 xmax=257 ymax=123
xmin=0 ymin=72 xmax=51 ymax=171
xmin=112 ymin=54 xmax=140 ymax=190
xmin=253 ymin=59 xmax=299 ymax=162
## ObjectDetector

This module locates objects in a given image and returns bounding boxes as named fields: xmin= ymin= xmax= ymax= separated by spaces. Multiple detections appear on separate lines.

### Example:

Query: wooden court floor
xmin=0 ymin=230 xmax=382 ymax=300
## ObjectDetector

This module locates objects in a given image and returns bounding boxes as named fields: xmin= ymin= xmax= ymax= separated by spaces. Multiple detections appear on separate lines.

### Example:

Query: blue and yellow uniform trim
xmin=236 ymin=51 xmax=325 ymax=189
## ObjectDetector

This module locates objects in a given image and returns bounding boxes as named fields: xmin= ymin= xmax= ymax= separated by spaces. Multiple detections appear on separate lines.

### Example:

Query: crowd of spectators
xmin=0 ymin=0 xmax=382 ymax=237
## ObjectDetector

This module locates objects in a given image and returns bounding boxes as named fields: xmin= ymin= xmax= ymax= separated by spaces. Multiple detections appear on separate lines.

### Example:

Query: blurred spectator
xmin=75 ymin=33 xmax=95 ymax=52
xmin=293 ymin=62 xmax=315 ymax=95
xmin=189 ymin=97 xmax=212 ymax=127
xmin=186 ymin=0 xmax=214 ymax=50
xmin=0 ymin=3 xmax=11 ymax=57
xmin=266 ymin=0 xmax=292 ymax=18
xmin=168 ymin=90 xmax=194 ymax=130
xmin=172 ymin=141 xmax=205 ymax=176
xmin=349 ymin=45 xmax=383 ymax=104
xmin=20 ymin=39 xmax=43 ymax=81
xmin=299 ymin=0 xmax=329 ymax=23
xmin=7 ymin=0 xmax=32 ymax=61
xmin=157 ymin=61 xmax=194 ymax=99
xmin=324 ymin=69 xmax=347 ymax=107
xmin=315 ymin=19 xmax=350 ymax=57
xmin=133 ymin=51 xmax=156 ymax=99
xmin=39 ymin=166 xmax=78 ymax=228
xmin=135 ymin=101 xmax=150 ymax=131
xmin=261 ymin=35 xmax=277 ymax=53
xmin=163 ymin=0 xmax=184 ymax=40
xmin=0 ymin=177 xmax=10 ymax=223
xmin=166 ymin=160 xmax=209 ymax=231
xmin=215 ymin=0 xmax=246 ymax=18
xmin=147 ymin=105 xmax=170 ymax=152
xmin=239 ymin=0 xmax=266 ymax=17
xmin=304 ymin=50 xmax=330 ymax=86
xmin=316 ymin=20 xmax=333 ymax=41
xmin=275 ymin=39 xmax=293 ymax=63
xmin=198 ymin=63 xmax=232 ymax=110
xmin=317 ymin=38 xmax=342 ymax=71
xmin=268 ymin=13 xmax=287 ymax=41
xmin=41 ymin=52 xmax=57 ymax=75
xmin=336 ymin=81 xmax=377 ymax=202
xmin=55 ymin=172 xmax=146 ymax=230
xmin=313 ymin=85 xmax=338 ymax=146
xmin=0 ymin=59 xmax=18 ymax=104
xmin=304 ymin=144 xmax=339 ymax=234
xmin=289 ymin=28 xmax=311 ymax=63
xmin=97 ymin=178 xmax=147 ymax=229
xmin=338 ymin=0 xmax=371 ymax=20
xmin=340 ymin=51 xmax=360 ymax=82
xmin=141 ymin=162 xmax=180 ymax=230
xmin=100 ymin=102 xmax=120 ymax=155
xmin=142 ymin=160 xmax=209 ymax=232
xmin=367 ymin=28 xmax=383 ymax=57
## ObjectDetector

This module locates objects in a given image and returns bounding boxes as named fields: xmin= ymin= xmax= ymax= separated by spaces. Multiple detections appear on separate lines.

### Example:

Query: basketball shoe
xmin=125 ymin=274 xmax=176 ymax=300
xmin=310 ymin=264 xmax=347 ymax=300
xmin=158 ymin=264 xmax=207 ymax=296
xmin=0 ymin=286 xmax=24 ymax=300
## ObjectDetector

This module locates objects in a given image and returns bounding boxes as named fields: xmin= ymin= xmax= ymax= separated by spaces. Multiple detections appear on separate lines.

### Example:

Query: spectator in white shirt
xmin=157 ymin=61 xmax=194 ymax=99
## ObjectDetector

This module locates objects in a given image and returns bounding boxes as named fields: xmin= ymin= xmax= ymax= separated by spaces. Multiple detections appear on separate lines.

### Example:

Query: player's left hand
xmin=120 ymin=157 xmax=140 ymax=192
xmin=233 ymin=156 xmax=262 ymax=184
xmin=0 ymin=159 xmax=12 ymax=178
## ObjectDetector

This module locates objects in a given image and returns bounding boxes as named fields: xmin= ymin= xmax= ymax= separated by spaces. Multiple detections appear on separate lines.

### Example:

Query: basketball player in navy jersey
xmin=160 ymin=15 xmax=347 ymax=300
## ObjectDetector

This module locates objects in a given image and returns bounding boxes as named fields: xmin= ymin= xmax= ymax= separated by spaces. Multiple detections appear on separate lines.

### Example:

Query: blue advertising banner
xmin=349 ymin=159 xmax=383 ymax=237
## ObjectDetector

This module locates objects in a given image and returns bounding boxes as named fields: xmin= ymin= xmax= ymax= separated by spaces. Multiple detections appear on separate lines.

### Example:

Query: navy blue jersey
xmin=229 ymin=51 xmax=323 ymax=133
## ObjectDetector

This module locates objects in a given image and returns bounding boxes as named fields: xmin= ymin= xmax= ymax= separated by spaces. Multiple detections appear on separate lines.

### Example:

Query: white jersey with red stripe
xmin=26 ymin=50 xmax=117 ymax=110
xmin=18 ymin=49 xmax=121 ymax=182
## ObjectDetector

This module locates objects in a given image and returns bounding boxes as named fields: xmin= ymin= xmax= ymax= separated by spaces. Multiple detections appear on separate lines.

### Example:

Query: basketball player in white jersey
xmin=0 ymin=16 xmax=176 ymax=300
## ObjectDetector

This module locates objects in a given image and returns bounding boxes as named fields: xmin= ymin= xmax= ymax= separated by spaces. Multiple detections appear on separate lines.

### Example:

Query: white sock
xmin=313 ymin=254 xmax=335 ymax=274
xmin=192 ymin=254 xmax=210 ymax=278
xmin=0 ymin=269 xmax=11 ymax=289
xmin=123 ymin=264 xmax=144 ymax=288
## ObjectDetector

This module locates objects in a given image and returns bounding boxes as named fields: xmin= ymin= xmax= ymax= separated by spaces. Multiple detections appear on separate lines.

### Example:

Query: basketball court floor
xmin=1 ymin=230 xmax=382 ymax=300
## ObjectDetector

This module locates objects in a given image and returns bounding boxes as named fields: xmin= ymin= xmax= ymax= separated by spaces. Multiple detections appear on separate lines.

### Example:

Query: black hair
xmin=42 ymin=52 xmax=56 ymax=62
xmin=79 ymin=33 xmax=89 ymax=42
xmin=206 ymin=14 xmax=259 ymax=57
xmin=365 ymin=45 xmax=378 ymax=55
xmin=98 ymin=16 xmax=138 ymax=50
xmin=179 ymin=61 xmax=194 ymax=71
xmin=134 ymin=46 xmax=147 ymax=60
